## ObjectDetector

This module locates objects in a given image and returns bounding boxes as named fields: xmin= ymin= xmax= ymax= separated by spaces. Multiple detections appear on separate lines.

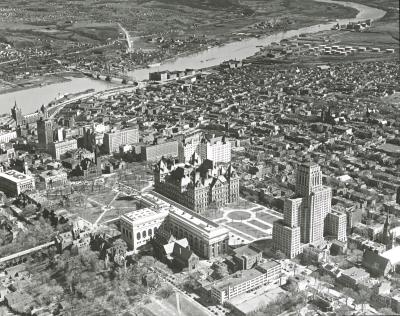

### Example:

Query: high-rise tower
xmin=297 ymin=163 xmax=331 ymax=244
xmin=273 ymin=162 xmax=332 ymax=258
xmin=37 ymin=118 xmax=53 ymax=149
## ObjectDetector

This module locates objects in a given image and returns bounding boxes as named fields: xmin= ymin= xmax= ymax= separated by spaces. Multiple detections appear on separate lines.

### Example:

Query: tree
xmin=336 ymin=304 xmax=352 ymax=316
xmin=274 ymin=250 xmax=286 ymax=260
xmin=320 ymin=274 xmax=334 ymax=294
xmin=342 ymin=287 xmax=355 ymax=306
xmin=378 ymin=307 xmax=395 ymax=315
xmin=348 ymin=242 xmax=357 ymax=255
xmin=156 ymin=284 xmax=174 ymax=299
xmin=285 ymin=276 xmax=299 ymax=293
xmin=182 ymin=271 xmax=201 ymax=291
xmin=212 ymin=263 xmax=229 ymax=280
xmin=355 ymin=288 xmax=372 ymax=312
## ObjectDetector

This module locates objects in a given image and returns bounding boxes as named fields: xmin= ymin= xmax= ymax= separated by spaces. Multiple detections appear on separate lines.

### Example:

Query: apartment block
xmin=48 ymin=139 xmax=78 ymax=160
xmin=103 ymin=127 xmax=139 ymax=154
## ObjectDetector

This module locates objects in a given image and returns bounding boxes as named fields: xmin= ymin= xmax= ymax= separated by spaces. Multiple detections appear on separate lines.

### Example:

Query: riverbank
xmin=0 ymin=72 xmax=85 ymax=96
xmin=128 ymin=0 xmax=359 ymax=70
xmin=0 ymin=76 xmax=118 ymax=115
xmin=0 ymin=0 xmax=389 ymax=115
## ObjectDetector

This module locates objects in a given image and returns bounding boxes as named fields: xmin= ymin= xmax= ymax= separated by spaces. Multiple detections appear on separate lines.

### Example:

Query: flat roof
xmin=121 ymin=207 xmax=168 ymax=224
xmin=0 ymin=170 xmax=33 ymax=183
xmin=213 ymin=268 xmax=264 ymax=291
xmin=169 ymin=207 xmax=229 ymax=238
xmin=147 ymin=191 xmax=229 ymax=238
xmin=341 ymin=267 xmax=369 ymax=279
xmin=233 ymin=245 xmax=260 ymax=257
xmin=257 ymin=260 xmax=281 ymax=271
xmin=228 ymin=287 xmax=286 ymax=314
xmin=0 ymin=130 xmax=16 ymax=135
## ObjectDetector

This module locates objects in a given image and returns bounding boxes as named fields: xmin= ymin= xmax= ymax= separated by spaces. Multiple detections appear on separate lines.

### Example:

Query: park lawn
xmin=203 ymin=209 xmax=224 ymax=220
xmin=248 ymin=219 xmax=271 ymax=230
xmin=110 ymin=195 xmax=139 ymax=209
xmin=226 ymin=199 xmax=257 ymax=210
xmin=255 ymin=211 xmax=280 ymax=225
xmin=144 ymin=291 xmax=209 ymax=316
xmin=226 ymin=222 xmax=268 ymax=239
xmin=87 ymin=190 xmax=118 ymax=206
xmin=65 ymin=199 xmax=103 ymax=224
xmin=227 ymin=210 xmax=251 ymax=220
xmin=98 ymin=207 xmax=133 ymax=224
xmin=215 ymin=218 xmax=228 ymax=224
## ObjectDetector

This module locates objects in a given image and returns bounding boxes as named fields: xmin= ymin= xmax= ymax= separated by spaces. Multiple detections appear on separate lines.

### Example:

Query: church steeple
xmin=382 ymin=211 xmax=391 ymax=249
xmin=11 ymin=101 xmax=23 ymax=126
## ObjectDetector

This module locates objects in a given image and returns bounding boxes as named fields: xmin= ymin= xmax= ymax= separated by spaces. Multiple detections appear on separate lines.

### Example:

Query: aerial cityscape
xmin=0 ymin=0 xmax=399 ymax=315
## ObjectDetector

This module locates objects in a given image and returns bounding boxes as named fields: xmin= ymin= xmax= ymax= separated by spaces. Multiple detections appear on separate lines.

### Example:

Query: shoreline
xmin=0 ymin=72 xmax=85 ymax=96
xmin=0 ymin=0 xmax=388 ymax=116
xmin=0 ymin=1 xmax=360 ymax=97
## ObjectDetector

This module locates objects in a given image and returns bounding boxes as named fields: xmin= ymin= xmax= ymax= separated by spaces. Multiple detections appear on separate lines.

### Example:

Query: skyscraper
xmin=272 ymin=197 xmax=302 ymax=258
xmin=273 ymin=162 xmax=332 ymax=258
xmin=296 ymin=163 xmax=322 ymax=196
xmin=297 ymin=163 xmax=331 ymax=244
xmin=37 ymin=118 xmax=53 ymax=149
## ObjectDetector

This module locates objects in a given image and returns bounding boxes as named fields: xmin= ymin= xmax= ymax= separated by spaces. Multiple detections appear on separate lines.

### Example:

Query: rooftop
xmin=233 ymin=245 xmax=261 ymax=258
xmin=121 ymin=207 xmax=168 ymax=224
xmin=0 ymin=170 xmax=33 ymax=183
xmin=213 ymin=268 xmax=264 ymax=291
xmin=256 ymin=260 xmax=281 ymax=271
xmin=381 ymin=246 xmax=400 ymax=265
xmin=341 ymin=267 xmax=369 ymax=280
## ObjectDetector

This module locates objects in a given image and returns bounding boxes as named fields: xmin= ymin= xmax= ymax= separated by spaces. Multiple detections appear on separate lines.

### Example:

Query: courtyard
xmin=214 ymin=198 xmax=282 ymax=245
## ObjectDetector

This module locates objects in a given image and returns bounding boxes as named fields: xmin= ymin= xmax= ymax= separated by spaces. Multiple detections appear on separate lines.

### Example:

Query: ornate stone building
xmin=154 ymin=154 xmax=239 ymax=213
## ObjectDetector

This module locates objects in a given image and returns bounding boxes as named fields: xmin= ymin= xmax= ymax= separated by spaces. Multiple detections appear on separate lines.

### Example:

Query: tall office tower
xmin=397 ymin=186 xmax=400 ymax=205
xmin=273 ymin=162 xmax=332 ymax=258
xmin=37 ymin=118 xmax=53 ymax=149
xmin=272 ymin=197 xmax=302 ymax=259
xmin=284 ymin=197 xmax=303 ymax=228
xmin=103 ymin=127 xmax=139 ymax=154
xmin=297 ymin=163 xmax=331 ymax=245
xmin=295 ymin=163 xmax=322 ymax=197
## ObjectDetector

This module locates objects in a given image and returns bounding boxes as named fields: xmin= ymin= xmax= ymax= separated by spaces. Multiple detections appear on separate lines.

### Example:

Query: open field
xmin=226 ymin=221 xmax=269 ymax=239
xmin=88 ymin=190 xmax=118 ymax=206
xmin=255 ymin=211 xmax=281 ymax=225
xmin=248 ymin=219 xmax=272 ymax=230
xmin=64 ymin=199 xmax=103 ymax=224
xmin=227 ymin=210 xmax=251 ymax=220
xmin=109 ymin=195 xmax=140 ymax=209
xmin=98 ymin=207 xmax=132 ymax=224
xmin=0 ymin=0 xmax=360 ymax=48
xmin=144 ymin=291 xmax=209 ymax=316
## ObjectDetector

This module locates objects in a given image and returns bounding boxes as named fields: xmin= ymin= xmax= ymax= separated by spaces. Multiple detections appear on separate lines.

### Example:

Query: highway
xmin=49 ymin=84 xmax=139 ymax=119
xmin=118 ymin=23 xmax=134 ymax=52
xmin=0 ymin=241 xmax=55 ymax=265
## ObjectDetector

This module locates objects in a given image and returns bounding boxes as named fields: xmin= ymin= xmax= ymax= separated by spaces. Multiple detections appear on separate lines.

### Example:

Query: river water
xmin=0 ymin=0 xmax=386 ymax=115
